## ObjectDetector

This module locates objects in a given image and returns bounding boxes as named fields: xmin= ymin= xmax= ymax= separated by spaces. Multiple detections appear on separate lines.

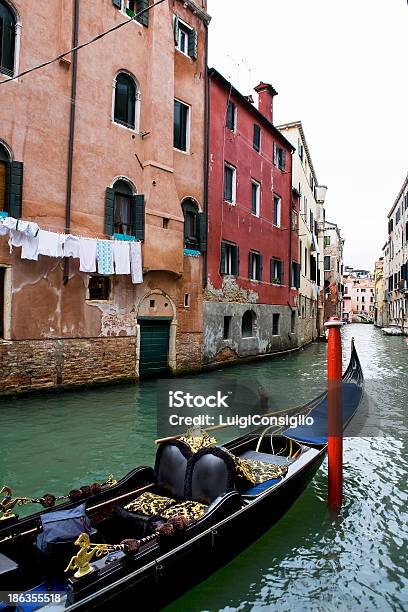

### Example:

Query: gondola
xmin=0 ymin=340 xmax=363 ymax=611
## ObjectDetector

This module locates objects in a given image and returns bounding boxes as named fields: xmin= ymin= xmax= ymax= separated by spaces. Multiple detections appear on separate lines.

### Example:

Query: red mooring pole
xmin=324 ymin=316 xmax=343 ymax=510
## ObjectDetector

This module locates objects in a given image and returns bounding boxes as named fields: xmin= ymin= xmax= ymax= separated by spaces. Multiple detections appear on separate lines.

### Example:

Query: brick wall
xmin=0 ymin=338 xmax=137 ymax=396
xmin=176 ymin=332 xmax=203 ymax=373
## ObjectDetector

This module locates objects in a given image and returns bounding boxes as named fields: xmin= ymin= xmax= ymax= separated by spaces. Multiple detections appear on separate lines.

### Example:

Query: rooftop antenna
xmin=241 ymin=57 xmax=253 ymax=95
xmin=227 ymin=54 xmax=240 ymax=89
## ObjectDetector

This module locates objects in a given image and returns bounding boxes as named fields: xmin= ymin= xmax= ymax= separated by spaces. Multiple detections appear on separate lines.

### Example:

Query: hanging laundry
xmin=15 ymin=220 xmax=40 ymax=237
xmin=21 ymin=234 xmax=39 ymax=261
xmin=64 ymin=235 xmax=80 ymax=259
xmin=2 ymin=217 xmax=18 ymax=231
xmin=8 ymin=229 xmax=25 ymax=252
xmin=0 ymin=220 xmax=9 ymax=236
xmin=130 ymin=241 xmax=143 ymax=284
xmin=113 ymin=241 xmax=130 ymax=275
xmin=38 ymin=230 xmax=65 ymax=258
xmin=96 ymin=240 xmax=114 ymax=275
xmin=79 ymin=238 xmax=97 ymax=273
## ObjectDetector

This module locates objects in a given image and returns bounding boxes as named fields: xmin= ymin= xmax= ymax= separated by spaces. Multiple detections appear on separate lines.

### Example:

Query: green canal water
xmin=1 ymin=324 xmax=407 ymax=611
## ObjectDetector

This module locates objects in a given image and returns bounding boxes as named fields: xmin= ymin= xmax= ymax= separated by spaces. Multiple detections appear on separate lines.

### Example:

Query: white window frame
xmin=175 ymin=17 xmax=193 ymax=56
xmin=112 ymin=70 xmax=141 ymax=133
xmin=273 ymin=194 xmax=281 ymax=228
xmin=251 ymin=180 xmax=260 ymax=217
xmin=173 ymin=97 xmax=191 ymax=154
xmin=224 ymin=163 xmax=237 ymax=204
xmin=0 ymin=1 xmax=22 ymax=81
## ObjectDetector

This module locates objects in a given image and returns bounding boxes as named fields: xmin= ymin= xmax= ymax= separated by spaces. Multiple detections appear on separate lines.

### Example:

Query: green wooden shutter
xmin=188 ymin=29 xmax=198 ymax=60
xmin=220 ymin=241 xmax=226 ymax=273
xmin=197 ymin=212 xmax=207 ymax=253
xmin=282 ymin=149 xmax=286 ymax=171
xmin=173 ymin=15 xmax=180 ymax=45
xmin=112 ymin=0 xmax=122 ymax=8
xmin=136 ymin=0 xmax=149 ymax=26
xmin=132 ymin=194 xmax=145 ymax=240
xmin=7 ymin=161 xmax=23 ymax=219
xmin=105 ymin=187 xmax=115 ymax=236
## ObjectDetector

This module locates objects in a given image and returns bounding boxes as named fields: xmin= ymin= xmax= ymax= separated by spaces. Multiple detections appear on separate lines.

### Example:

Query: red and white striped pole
xmin=324 ymin=316 xmax=343 ymax=510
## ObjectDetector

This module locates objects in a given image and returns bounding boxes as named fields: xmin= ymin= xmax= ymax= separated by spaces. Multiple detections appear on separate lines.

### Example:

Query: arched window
xmin=242 ymin=310 xmax=256 ymax=338
xmin=0 ymin=1 xmax=15 ymax=77
xmin=104 ymin=178 xmax=145 ymax=240
xmin=0 ymin=143 xmax=10 ymax=212
xmin=182 ymin=198 xmax=199 ymax=249
xmin=114 ymin=72 xmax=137 ymax=130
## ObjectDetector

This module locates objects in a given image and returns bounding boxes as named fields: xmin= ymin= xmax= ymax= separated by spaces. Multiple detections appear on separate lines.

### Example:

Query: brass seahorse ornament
xmin=65 ymin=533 xmax=125 ymax=579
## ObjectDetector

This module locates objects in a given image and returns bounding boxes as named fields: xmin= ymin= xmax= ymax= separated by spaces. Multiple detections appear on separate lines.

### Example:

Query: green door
xmin=139 ymin=318 xmax=171 ymax=378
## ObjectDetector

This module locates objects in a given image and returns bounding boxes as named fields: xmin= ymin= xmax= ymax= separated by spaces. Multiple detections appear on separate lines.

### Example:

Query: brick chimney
xmin=254 ymin=82 xmax=278 ymax=124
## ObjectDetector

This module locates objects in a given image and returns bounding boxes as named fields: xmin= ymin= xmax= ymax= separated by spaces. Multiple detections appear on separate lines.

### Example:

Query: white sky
xmin=207 ymin=0 xmax=408 ymax=270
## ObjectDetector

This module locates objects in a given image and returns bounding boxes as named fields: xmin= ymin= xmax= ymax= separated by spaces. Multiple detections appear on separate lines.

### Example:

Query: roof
xmin=276 ymin=120 xmax=320 ymax=186
xmin=208 ymin=68 xmax=295 ymax=152
xmin=387 ymin=172 xmax=408 ymax=218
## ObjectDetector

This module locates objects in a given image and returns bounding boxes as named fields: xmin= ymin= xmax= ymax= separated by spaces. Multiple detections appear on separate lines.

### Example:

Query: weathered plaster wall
xmin=203 ymin=301 xmax=297 ymax=364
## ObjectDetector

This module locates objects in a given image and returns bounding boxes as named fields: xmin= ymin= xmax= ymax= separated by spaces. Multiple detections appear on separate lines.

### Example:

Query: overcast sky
xmin=207 ymin=0 xmax=408 ymax=270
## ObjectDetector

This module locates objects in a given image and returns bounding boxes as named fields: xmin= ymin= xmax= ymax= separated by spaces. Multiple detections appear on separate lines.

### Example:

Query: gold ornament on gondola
xmin=0 ymin=486 xmax=37 ymax=521
xmin=65 ymin=533 xmax=125 ymax=578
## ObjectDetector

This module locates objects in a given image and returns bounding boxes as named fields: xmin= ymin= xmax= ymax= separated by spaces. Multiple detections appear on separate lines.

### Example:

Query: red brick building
xmin=203 ymin=69 xmax=300 ymax=364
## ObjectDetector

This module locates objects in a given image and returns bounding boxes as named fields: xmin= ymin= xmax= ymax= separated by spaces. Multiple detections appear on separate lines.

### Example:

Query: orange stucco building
xmin=0 ymin=0 xmax=210 ymax=394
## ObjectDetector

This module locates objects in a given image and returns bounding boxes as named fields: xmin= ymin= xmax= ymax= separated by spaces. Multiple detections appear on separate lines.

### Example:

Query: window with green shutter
xmin=0 ymin=1 xmax=15 ymax=77
xmin=106 ymin=181 xmax=145 ymax=240
xmin=6 ymin=161 xmax=24 ymax=218
xmin=174 ymin=15 xmax=197 ymax=59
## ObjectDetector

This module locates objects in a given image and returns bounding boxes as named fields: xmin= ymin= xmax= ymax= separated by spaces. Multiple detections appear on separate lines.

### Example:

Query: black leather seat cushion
xmin=185 ymin=447 xmax=236 ymax=505
xmin=154 ymin=440 xmax=193 ymax=499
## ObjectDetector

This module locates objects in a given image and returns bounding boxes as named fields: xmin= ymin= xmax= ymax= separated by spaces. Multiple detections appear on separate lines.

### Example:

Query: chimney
xmin=254 ymin=82 xmax=278 ymax=124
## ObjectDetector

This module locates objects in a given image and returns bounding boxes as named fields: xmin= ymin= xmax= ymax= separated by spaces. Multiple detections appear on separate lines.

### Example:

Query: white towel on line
xmin=38 ymin=230 xmax=65 ymax=258
xmin=113 ymin=241 xmax=130 ymax=275
xmin=130 ymin=241 xmax=143 ymax=284
xmin=79 ymin=238 xmax=97 ymax=273
xmin=64 ymin=234 xmax=80 ymax=259
xmin=21 ymin=234 xmax=39 ymax=261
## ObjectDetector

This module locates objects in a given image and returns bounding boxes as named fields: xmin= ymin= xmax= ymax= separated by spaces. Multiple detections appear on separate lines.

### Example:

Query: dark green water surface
xmin=1 ymin=325 xmax=407 ymax=611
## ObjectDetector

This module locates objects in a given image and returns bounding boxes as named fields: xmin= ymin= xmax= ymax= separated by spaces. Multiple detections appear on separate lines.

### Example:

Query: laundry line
xmin=0 ymin=215 xmax=143 ymax=284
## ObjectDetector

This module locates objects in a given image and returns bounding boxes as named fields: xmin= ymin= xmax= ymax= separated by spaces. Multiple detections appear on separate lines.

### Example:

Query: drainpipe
xmin=63 ymin=0 xmax=80 ymax=285
xmin=202 ymin=21 xmax=209 ymax=289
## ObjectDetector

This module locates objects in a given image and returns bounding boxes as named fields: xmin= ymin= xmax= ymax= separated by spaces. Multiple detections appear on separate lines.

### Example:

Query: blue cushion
xmin=243 ymin=477 xmax=283 ymax=496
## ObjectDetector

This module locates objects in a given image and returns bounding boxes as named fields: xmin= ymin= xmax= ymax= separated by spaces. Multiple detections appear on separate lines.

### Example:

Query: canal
xmin=1 ymin=324 xmax=407 ymax=610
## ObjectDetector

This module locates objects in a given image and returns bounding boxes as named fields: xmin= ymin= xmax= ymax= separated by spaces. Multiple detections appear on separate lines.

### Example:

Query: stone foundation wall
xmin=0 ymin=337 xmax=137 ymax=396
xmin=176 ymin=332 xmax=203 ymax=373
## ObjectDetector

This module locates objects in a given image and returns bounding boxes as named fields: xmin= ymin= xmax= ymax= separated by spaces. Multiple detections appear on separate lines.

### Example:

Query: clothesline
xmin=0 ymin=216 xmax=143 ymax=284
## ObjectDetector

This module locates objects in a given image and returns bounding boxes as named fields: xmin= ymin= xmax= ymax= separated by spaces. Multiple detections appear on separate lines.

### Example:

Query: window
xmin=174 ymin=15 xmax=197 ymax=59
xmin=273 ymin=195 xmax=281 ymax=227
xmin=0 ymin=1 xmax=15 ymax=77
xmin=291 ymin=310 xmax=296 ymax=333
xmin=304 ymin=196 xmax=308 ymax=217
xmin=309 ymin=210 xmax=314 ymax=232
xmin=324 ymin=255 xmax=331 ymax=271
xmin=224 ymin=163 xmax=236 ymax=203
xmin=251 ymin=180 xmax=260 ymax=216
xmin=298 ymin=139 xmax=304 ymax=161
xmin=272 ymin=313 xmax=280 ymax=336
xmin=310 ymin=253 xmax=317 ymax=282
xmin=174 ymin=99 xmax=190 ymax=152
xmin=249 ymin=251 xmax=262 ymax=281
xmin=242 ymin=310 xmax=255 ymax=338
xmin=114 ymin=73 xmax=137 ymax=129
xmin=253 ymin=124 xmax=261 ymax=152
xmin=113 ymin=1 xmax=149 ymax=26
xmin=271 ymin=258 xmax=284 ymax=285
xmin=220 ymin=241 xmax=239 ymax=275
xmin=0 ymin=143 xmax=23 ymax=218
xmin=226 ymin=100 xmax=236 ymax=131
xmin=88 ymin=275 xmax=111 ymax=301
xmin=223 ymin=316 xmax=232 ymax=340
xmin=273 ymin=144 xmax=286 ymax=171
xmin=182 ymin=199 xmax=199 ymax=249
xmin=105 ymin=180 xmax=145 ymax=240
xmin=184 ymin=293 xmax=190 ymax=307
xmin=304 ymin=247 xmax=307 ymax=276
xmin=291 ymin=262 xmax=300 ymax=288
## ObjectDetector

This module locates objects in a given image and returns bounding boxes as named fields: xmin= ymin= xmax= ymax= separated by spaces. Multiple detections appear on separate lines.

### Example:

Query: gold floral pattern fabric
xmin=161 ymin=500 xmax=207 ymax=521
xmin=178 ymin=433 xmax=217 ymax=454
xmin=124 ymin=492 xmax=177 ymax=517
xmin=241 ymin=459 xmax=288 ymax=484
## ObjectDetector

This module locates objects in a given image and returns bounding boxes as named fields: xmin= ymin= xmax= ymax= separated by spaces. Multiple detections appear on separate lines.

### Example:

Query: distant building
xmin=277 ymin=121 xmax=327 ymax=345
xmin=323 ymin=221 xmax=345 ymax=319
xmin=204 ymin=69 xmax=299 ymax=365
xmin=343 ymin=267 xmax=375 ymax=322
xmin=374 ymin=258 xmax=387 ymax=328
xmin=384 ymin=172 xmax=408 ymax=334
